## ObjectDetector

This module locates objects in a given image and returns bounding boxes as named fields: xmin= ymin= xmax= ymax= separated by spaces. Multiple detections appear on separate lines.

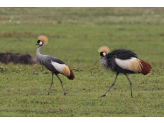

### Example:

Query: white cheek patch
xmin=51 ymin=61 xmax=65 ymax=73
xmin=39 ymin=42 xmax=43 ymax=45
xmin=103 ymin=52 xmax=106 ymax=56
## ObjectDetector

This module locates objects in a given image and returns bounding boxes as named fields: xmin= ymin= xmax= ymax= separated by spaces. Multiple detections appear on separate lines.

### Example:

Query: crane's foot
xmin=101 ymin=94 xmax=106 ymax=97
xmin=64 ymin=93 xmax=67 ymax=96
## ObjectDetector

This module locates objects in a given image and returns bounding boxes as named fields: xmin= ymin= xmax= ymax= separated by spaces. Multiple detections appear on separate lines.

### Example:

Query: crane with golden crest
xmin=98 ymin=46 xmax=151 ymax=97
xmin=36 ymin=35 xmax=75 ymax=95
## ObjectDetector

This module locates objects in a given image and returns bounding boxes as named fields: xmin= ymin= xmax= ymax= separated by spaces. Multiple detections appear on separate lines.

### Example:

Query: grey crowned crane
xmin=98 ymin=46 xmax=151 ymax=97
xmin=36 ymin=35 xmax=75 ymax=95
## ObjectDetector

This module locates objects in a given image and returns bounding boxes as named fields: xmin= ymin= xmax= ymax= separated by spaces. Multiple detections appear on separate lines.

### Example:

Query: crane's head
xmin=36 ymin=35 xmax=48 ymax=48
xmin=98 ymin=46 xmax=110 ymax=57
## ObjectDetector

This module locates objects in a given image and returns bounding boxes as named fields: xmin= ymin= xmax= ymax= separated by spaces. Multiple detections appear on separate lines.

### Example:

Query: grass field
xmin=0 ymin=7 xmax=164 ymax=117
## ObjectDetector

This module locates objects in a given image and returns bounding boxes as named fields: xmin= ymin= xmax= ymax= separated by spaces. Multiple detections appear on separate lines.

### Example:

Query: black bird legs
xmin=101 ymin=72 xmax=119 ymax=97
xmin=101 ymin=73 xmax=133 ymax=97
xmin=48 ymin=72 xmax=54 ymax=95
xmin=56 ymin=74 xmax=67 ymax=96
xmin=125 ymin=74 xmax=133 ymax=97
xmin=48 ymin=73 xmax=67 ymax=95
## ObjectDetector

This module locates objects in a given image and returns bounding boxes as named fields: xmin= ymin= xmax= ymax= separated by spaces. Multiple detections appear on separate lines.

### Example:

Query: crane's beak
xmin=35 ymin=43 xmax=39 ymax=45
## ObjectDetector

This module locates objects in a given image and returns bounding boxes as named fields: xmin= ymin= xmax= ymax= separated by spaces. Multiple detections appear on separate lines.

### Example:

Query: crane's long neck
xmin=36 ymin=45 xmax=42 ymax=56
xmin=100 ymin=57 xmax=108 ymax=69
xmin=36 ymin=45 xmax=44 ymax=64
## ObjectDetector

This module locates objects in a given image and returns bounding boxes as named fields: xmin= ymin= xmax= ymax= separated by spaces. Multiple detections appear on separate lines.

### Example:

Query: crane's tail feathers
xmin=67 ymin=68 xmax=75 ymax=80
xmin=139 ymin=59 xmax=152 ymax=75
xmin=63 ymin=65 xmax=75 ymax=80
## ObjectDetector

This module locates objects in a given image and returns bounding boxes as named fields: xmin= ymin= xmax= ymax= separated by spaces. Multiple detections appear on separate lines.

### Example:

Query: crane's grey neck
xmin=36 ymin=45 xmax=43 ymax=55
xmin=100 ymin=57 xmax=108 ymax=69
xmin=36 ymin=45 xmax=44 ymax=64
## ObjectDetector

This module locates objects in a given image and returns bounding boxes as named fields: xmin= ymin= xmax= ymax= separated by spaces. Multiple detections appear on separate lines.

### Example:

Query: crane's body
xmin=36 ymin=35 xmax=75 ymax=95
xmin=36 ymin=47 xmax=74 ymax=79
xmin=98 ymin=46 xmax=151 ymax=97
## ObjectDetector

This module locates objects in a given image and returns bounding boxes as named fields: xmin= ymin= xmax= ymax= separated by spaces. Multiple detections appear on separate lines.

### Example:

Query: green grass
xmin=0 ymin=7 xmax=164 ymax=117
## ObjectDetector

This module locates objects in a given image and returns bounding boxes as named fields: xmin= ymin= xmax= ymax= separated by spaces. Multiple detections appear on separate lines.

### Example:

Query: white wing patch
xmin=51 ymin=61 xmax=70 ymax=76
xmin=115 ymin=57 xmax=142 ymax=72
xmin=51 ymin=61 xmax=65 ymax=73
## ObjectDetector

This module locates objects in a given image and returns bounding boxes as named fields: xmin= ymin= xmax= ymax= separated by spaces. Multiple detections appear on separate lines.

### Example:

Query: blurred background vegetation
xmin=1 ymin=7 xmax=164 ymax=25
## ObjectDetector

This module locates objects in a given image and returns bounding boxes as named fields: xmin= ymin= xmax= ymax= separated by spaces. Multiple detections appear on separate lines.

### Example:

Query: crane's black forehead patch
xmin=37 ymin=40 xmax=40 ymax=43
xmin=100 ymin=52 xmax=103 ymax=56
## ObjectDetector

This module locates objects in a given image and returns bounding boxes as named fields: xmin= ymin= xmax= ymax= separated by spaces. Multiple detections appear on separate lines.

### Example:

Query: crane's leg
xmin=48 ymin=73 xmax=54 ymax=95
xmin=56 ymin=74 xmax=67 ymax=96
xmin=125 ymin=74 xmax=133 ymax=97
xmin=101 ymin=73 xmax=119 ymax=97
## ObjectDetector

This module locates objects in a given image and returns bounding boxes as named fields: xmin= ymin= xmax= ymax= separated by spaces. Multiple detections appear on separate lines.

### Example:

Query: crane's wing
xmin=113 ymin=49 xmax=140 ymax=72
xmin=41 ymin=55 xmax=65 ymax=72
xmin=109 ymin=49 xmax=140 ymax=72
xmin=106 ymin=49 xmax=139 ymax=73
xmin=106 ymin=49 xmax=151 ymax=75
xmin=115 ymin=57 xmax=152 ymax=75
xmin=41 ymin=55 xmax=75 ymax=79
xmin=115 ymin=57 xmax=142 ymax=73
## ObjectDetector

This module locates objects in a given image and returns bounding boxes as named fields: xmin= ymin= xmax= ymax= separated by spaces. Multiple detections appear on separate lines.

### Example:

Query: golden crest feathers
xmin=38 ymin=35 xmax=48 ymax=44
xmin=98 ymin=46 xmax=110 ymax=53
